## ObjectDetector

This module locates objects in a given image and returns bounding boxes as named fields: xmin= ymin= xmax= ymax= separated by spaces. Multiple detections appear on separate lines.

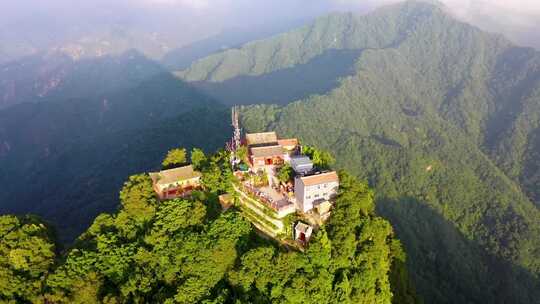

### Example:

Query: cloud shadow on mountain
xmin=188 ymin=49 xmax=362 ymax=106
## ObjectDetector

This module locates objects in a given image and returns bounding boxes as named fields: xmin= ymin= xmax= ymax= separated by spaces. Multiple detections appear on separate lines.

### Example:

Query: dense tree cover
xmin=176 ymin=49 xmax=362 ymax=106
xmin=0 ymin=149 xmax=415 ymax=303
xmin=202 ymin=2 xmax=540 ymax=303
xmin=0 ymin=215 xmax=56 ymax=303
xmin=302 ymin=146 xmax=335 ymax=170
xmin=162 ymin=148 xmax=188 ymax=168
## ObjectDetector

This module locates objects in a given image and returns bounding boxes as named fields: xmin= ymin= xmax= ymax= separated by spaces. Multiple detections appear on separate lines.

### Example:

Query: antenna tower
xmin=230 ymin=106 xmax=242 ymax=165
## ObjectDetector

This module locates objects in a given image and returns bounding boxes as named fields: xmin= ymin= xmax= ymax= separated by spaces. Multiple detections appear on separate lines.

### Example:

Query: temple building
xmin=249 ymin=145 xmax=285 ymax=169
xmin=278 ymin=138 xmax=299 ymax=155
xmin=149 ymin=165 xmax=202 ymax=200
xmin=245 ymin=132 xmax=299 ymax=170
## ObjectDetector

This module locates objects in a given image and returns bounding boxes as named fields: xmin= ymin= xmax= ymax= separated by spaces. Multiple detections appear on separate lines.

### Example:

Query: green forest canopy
xmin=0 ymin=148 xmax=417 ymax=304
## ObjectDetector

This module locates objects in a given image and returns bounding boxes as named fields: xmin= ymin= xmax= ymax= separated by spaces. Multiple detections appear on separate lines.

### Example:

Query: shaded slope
xmin=0 ymin=69 xmax=228 ymax=242
xmin=187 ymin=49 xmax=361 ymax=105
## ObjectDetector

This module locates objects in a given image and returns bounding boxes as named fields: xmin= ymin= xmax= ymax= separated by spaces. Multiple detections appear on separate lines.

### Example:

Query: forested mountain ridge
xmin=173 ymin=1 xmax=540 ymax=303
xmin=0 ymin=150 xmax=417 ymax=303
xmin=177 ymin=2 xmax=449 ymax=83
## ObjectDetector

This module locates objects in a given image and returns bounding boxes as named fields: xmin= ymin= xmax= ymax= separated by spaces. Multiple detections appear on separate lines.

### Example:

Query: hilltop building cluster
xmin=233 ymin=131 xmax=339 ymax=245
xmin=146 ymin=110 xmax=339 ymax=248
xmin=242 ymin=131 xmax=339 ymax=215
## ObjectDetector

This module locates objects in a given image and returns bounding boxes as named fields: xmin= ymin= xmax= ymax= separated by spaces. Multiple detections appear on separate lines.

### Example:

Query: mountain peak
xmin=177 ymin=0 xmax=474 ymax=83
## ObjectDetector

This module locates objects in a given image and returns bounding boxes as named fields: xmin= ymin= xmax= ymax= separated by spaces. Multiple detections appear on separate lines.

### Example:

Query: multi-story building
xmin=294 ymin=171 xmax=339 ymax=213
xmin=241 ymin=131 xmax=339 ymax=216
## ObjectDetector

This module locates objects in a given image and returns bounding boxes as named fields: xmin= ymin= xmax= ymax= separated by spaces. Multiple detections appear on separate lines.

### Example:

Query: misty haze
xmin=0 ymin=1 xmax=539 ymax=303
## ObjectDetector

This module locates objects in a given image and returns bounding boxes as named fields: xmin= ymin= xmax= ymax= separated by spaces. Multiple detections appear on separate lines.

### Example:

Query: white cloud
xmin=330 ymin=0 xmax=540 ymax=47
xmin=141 ymin=0 xmax=210 ymax=9
xmin=1 ymin=0 xmax=539 ymax=49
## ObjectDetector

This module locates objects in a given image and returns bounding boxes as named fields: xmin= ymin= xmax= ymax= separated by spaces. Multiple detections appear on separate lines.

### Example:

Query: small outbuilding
xmin=294 ymin=222 xmax=313 ymax=245
xmin=219 ymin=194 xmax=234 ymax=211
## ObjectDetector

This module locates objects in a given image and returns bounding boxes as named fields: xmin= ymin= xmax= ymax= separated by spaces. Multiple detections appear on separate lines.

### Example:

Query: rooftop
xmin=250 ymin=145 xmax=284 ymax=158
xmin=290 ymin=155 xmax=314 ymax=174
xmin=219 ymin=194 xmax=234 ymax=210
xmin=149 ymin=165 xmax=202 ymax=185
xmin=290 ymin=155 xmax=313 ymax=166
xmin=246 ymin=132 xmax=278 ymax=146
xmin=278 ymin=138 xmax=298 ymax=148
xmin=299 ymin=171 xmax=339 ymax=186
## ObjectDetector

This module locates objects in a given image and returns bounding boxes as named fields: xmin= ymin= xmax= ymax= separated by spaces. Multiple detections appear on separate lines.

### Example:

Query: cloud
xmin=332 ymin=0 xmax=540 ymax=48
xmin=439 ymin=0 xmax=540 ymax=47
xmin=140 ymin=0 xmax=210 ymax=9
xmin=0 ymin=0 xmax=539 ymax=50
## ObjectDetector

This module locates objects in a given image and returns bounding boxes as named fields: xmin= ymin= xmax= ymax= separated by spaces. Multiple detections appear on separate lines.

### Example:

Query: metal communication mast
xmin=228 ymin=106 xmax=242 ymax=166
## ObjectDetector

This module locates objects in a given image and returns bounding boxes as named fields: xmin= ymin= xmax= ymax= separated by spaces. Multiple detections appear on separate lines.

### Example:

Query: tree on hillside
xmin=303 ymin=146 xmax=335 ymax=170
xmin=162 ymin=148 xmax=187 ymax=168
xmin=277 ymin=163 xmax=294 ymax=183
xmin=190 ymin=148 xmax=207 ymax=170
xmin=237 ymin=146 xmax=248 ymax=163
xmin=115 ymin=174 xmax=158 ymax=238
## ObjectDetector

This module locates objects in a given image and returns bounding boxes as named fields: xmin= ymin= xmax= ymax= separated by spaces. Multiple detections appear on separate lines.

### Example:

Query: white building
xmin=294 ymin=171 xmax=339 ymax=212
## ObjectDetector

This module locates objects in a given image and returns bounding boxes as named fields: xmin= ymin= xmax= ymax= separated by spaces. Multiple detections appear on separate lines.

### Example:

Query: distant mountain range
xmin=0 ymin=19 xmax=307 ymax=111
xmin=176 ymin=1 xmax=540 ymax=303
xmin=0 ymin=50 xmax=167 ymax=110
xmin=0 ymin=1 xmax=539 ymax=303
